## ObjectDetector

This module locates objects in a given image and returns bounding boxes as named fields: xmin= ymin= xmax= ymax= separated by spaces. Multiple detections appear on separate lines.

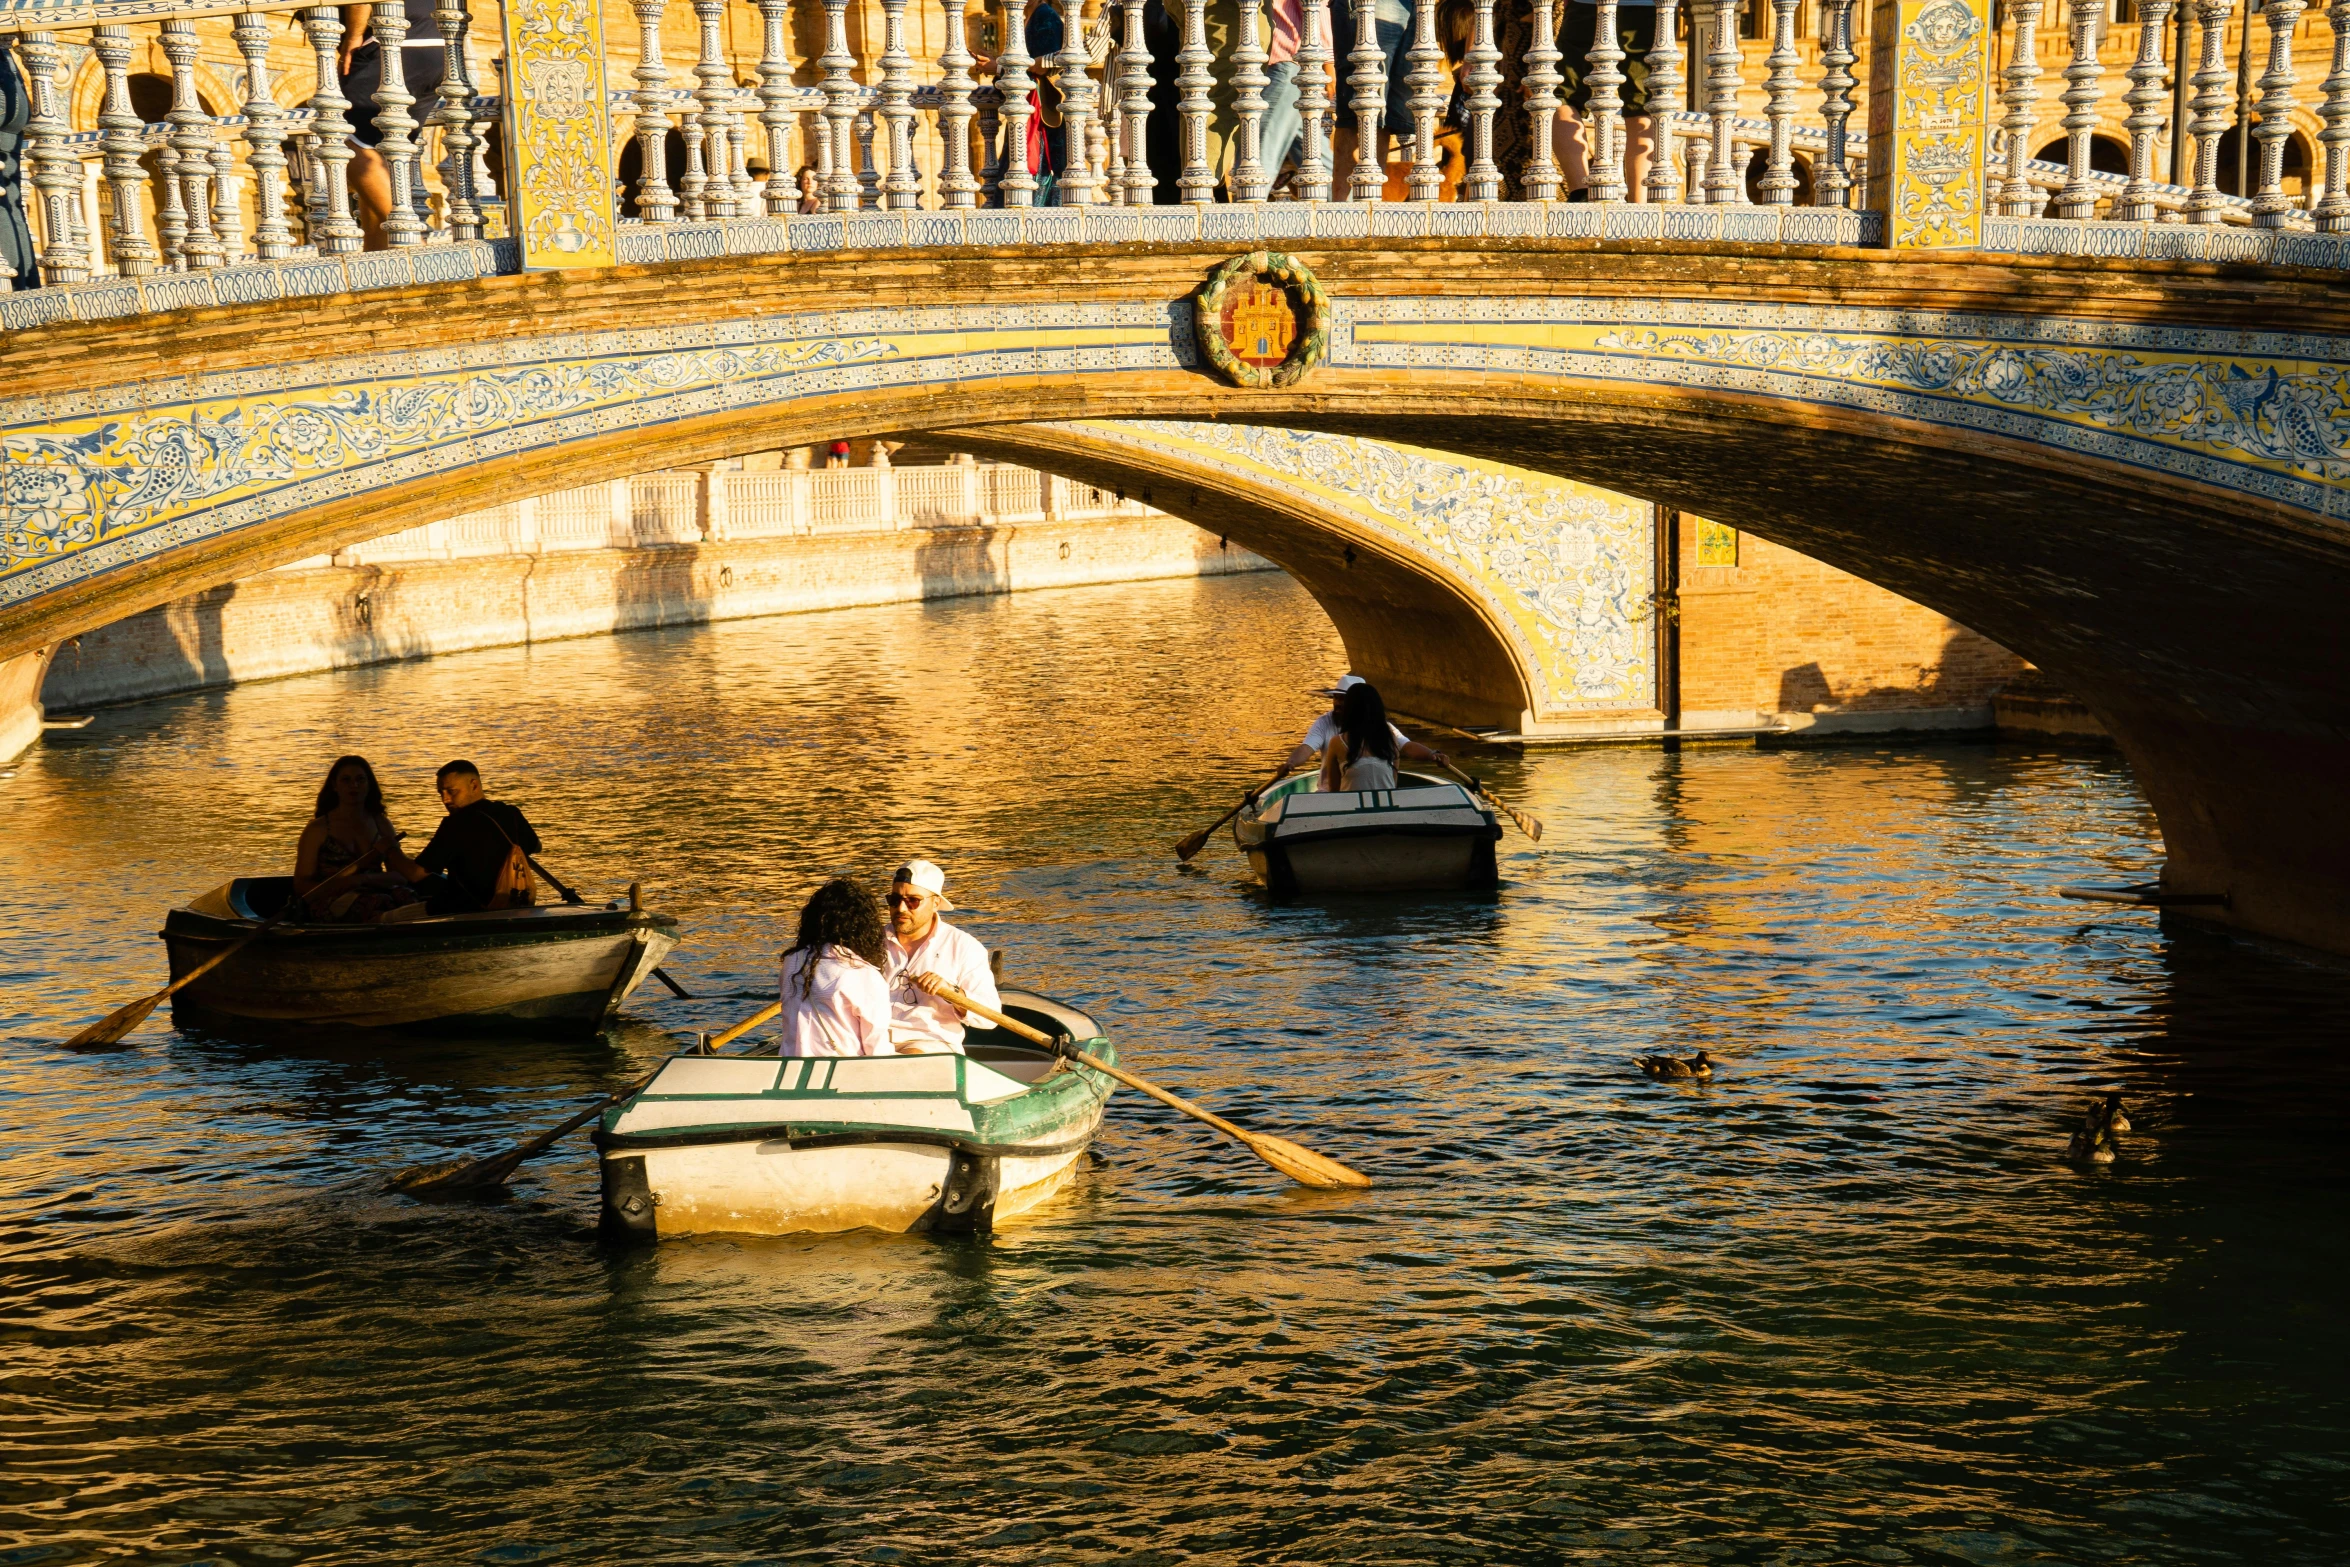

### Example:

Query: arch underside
xmin=4 ymin=242 xmax=2349 ymax=949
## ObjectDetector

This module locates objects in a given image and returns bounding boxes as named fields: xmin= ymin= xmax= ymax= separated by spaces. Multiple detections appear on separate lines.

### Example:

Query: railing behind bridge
xmin=4 ymin=0 xmax=2347 ymax=331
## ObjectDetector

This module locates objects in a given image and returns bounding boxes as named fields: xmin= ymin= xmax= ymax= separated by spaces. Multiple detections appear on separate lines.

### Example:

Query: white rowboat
xmin=1234 ymin=771 xmax=1502 ymax=896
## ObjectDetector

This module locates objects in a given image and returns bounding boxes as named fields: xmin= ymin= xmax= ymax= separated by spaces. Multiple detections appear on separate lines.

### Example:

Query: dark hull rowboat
xmin=1234 ymin=771 xmax=1501 ymax=896
xmin=595 ymin=989 xmax=1115 ymax=1240
xmin=162 ymin=877 xmax=679 ymax=1036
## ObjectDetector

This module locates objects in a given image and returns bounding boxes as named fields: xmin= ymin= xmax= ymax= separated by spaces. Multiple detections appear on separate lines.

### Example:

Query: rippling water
xmin=5 ymin=573 xmax=2347 ymax=1565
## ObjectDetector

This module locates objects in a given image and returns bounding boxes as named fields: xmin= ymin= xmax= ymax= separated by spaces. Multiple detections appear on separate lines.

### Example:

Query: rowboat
xmin=1234 ymin=771 xmax=1502 ymax=896
xmin=594 ymin=988 xmax=1116 ymax=1240
xmin=161 ymin=877 xmax=679 ymax=1036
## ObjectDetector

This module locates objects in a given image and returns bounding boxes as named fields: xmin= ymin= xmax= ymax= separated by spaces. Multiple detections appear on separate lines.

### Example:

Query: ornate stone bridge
xmin=3 ymin=0 xmax=2348 ymax=953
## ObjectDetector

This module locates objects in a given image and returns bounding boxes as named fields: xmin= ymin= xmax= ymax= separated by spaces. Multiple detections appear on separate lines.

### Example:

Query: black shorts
xmin=340 ymin=42 xmax=449 ymax=148
xmin=1559 ymin=3 xmax=1660 ymax=116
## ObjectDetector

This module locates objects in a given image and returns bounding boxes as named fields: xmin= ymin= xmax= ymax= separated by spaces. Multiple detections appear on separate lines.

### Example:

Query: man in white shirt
xmin=883 ymin=859 xmax=1000 ymax=1054
xmin=1280 ymin=674 xmax=1452 ymax=776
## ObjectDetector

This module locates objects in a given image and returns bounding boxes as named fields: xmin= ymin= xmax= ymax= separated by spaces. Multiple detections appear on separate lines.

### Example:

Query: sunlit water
xmin=4 ymin=573 xmax=2347 ymax=1566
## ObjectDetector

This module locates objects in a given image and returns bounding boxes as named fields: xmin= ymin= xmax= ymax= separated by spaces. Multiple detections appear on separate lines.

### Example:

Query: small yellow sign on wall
xmin=1866 ymin=0 xmax=1994 ymax=250
xmin=499 ymin=0 xmax=618 ymax=270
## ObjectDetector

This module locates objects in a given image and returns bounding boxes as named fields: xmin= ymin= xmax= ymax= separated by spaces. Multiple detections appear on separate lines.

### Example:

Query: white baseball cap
xmin=892 ymin=859 xmax=953 ymax=910
xmin=1310 ymin=674 xmax=1368 ymax=697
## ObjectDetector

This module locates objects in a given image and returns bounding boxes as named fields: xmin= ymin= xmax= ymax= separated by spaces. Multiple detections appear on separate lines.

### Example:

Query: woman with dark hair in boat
xmin=775 ymin=877 xmax=895 ymax=1057
xmin=293 ymin=755 xmax=423 ymax=921
xmin=1318 ymin=682 xmax=1402 ymax=793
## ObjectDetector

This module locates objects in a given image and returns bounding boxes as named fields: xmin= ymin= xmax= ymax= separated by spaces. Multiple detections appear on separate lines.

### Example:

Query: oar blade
xmin=386 ymin=1148 xmax=525 ymax=1199
xmin=1240 ymin=1130 xmax=1374 ymax=1190
xmin=65 ymin=993 xmax=161 ymax=1051
xmin=1173 ymin=827 xmax=1214 ymax=862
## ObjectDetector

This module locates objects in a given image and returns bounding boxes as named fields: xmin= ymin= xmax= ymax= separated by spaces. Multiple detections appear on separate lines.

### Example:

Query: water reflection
xmin=2 ymin=574 xmax=2346 ymax=1564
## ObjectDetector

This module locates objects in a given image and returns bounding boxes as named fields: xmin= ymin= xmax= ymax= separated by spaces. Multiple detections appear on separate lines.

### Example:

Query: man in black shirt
xmin=405 ymin=760 xmax=541 ymax=914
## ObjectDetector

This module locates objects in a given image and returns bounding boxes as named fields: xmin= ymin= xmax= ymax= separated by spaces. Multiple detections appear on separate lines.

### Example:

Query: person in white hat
xmin=1279 ymin=674 xmax=1451 ymax=777
xmin=883 ymin=859 xmax=1000 ymax=1054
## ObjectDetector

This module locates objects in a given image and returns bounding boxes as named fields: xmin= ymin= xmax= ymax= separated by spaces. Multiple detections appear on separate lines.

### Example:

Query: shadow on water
xmin=4 ymin=578 xmax=2349 ymax=1563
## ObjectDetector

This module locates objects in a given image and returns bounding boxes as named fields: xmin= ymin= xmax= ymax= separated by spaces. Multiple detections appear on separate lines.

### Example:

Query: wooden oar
xmin=924 ymin=980 xmax=1372 ymax=1191
xmin=1435 ymin=758 xmax=1545 ymax=842
xmin=527 ymin=857 xmax=693 ymax=998
xmin=1175 ymin=763 xmax=1290 ymax=861
xmin=65 ymin=838 xmax=383 ymax=1050
xmin=387 ymin=1000 xmax=784 ymax=1197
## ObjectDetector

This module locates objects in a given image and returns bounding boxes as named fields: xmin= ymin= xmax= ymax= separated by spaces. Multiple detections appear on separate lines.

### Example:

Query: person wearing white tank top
xmin=1319 ymin=681 xmax=1405 ymax=794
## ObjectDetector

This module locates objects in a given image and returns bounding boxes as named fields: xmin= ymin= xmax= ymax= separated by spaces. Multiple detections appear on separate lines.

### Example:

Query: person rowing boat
xmin=883 ymin=859 xmax=999 ymax=1054
xmin=1280 ymin=673 xmax=1451 ymax=779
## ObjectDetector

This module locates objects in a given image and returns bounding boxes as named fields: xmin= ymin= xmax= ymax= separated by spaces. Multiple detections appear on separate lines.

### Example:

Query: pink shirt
xmin=884 ymin=919 xmax=1000 ymax=1053
xmin=776 ymin=946 xmax=892 ymax=1057
xmin=1269 ymin=0 xmax=1304 ymax=64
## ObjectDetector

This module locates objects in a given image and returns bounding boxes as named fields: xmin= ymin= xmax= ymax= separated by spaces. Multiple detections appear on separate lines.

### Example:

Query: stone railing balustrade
xmin=8 ymin=0 xmax=2350 ymax=317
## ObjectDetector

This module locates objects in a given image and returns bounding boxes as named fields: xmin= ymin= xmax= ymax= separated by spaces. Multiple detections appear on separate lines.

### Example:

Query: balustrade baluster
xmin=92 ymin=26 xmax=158 ymax=277
xmin=2117 ymin=0 xmax=2173 ymax=220
xmin=1297 ymin=0 xmax=1336 ymax=200
xmin=2187 ymin=0 xmax=2235 ymax=223
xmin=232 ymin=12 xmax=295 ymax=258
xmin=630 ymin=0 xmax=679 ymax=222
xmin=976 ymin=82 xmax=1004 ymax=204
xmin=1587 ymin=0 xmax=1629 ymax=201
xmin=1234 ymin=0 xmax=1273 ymax=199
xmin=1757 ymin=0 xmax=1799 ymax=202
xmin=302 ymin=7 xmax=364 ymax=253
xmin=155 ymin=139 xmax=190 ymax=269
xmin=1523 ymin=0 xmax=1563 ymax=199
xmin=690 ymin=0 xmax=738 ymax=218
xmin=732 ymin=110 xmax=758 ymax=210
xmin=874 ymin=0 xmax=920 ymax=207
xmin=1177 ymin=0 xmax=1218 ymax=201
xmin=1703 ymin=0 xmax=1741 ymax=202
xmin=1997 ymin=0 xmax=2043 ymax=214
xmin=2253 ymin=0 xmax=2308 ymax=226
xmin=995 ymin=0 xmax=1039 ymax=205
xmin=1405 ymin=0 xmax=1447 ymax=198
xmin=931 ymin=0 xmax=980 ymax=207
xmin=1118 ymin=0 xmax=1156 ymax=202
xmin=817 ymin=0 xmax=862 ymax=209
xmin=210 ymin=144 xmax=245 ymax=260
xmin=2320 ymin=0 xmax=2350 ymax=229
xmin=2055 ymin=0 xmax=2103 ymax=218
xmin=366 ymin=4 xmax=427 ymax=244
xmin=1463 ymin=0 xmax=1502 ymax=200
xmin=434 ymin=0 xmax=484 ymax=238
xmin=1685 ymin=127 xmax=1711 ymax=199
xmin=20 ymin=31 xmax=91 ymax=284
xmin=1817 ymin=0 xmax=1856 ymax=208
xmin=1644 ymin=0 xmax=1686 ymax=203
xmin=160 ymin=21 xmax=225 ymax=268
xmin=856 ymin=105 xmax=881 ymax=206
xmin=1346 ymin=0 xmax=1389 ymax=199
xmin=1058 ymin=0 xmax=1105 ymax=203
xmin=754 ymin=0 xmax=797 ymax=214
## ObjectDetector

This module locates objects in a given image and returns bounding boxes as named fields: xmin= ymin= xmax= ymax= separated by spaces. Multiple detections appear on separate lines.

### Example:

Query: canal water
xmin=4 ymin=573 xmax=2346 ymax=1565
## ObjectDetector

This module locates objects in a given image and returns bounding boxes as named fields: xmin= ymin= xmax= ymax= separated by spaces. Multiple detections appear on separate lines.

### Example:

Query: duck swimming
xmin=2101 ymin=1092 xmax=2132 ymax=1134
xmin=1634 ymin=1050 xmax=1713 ymax=1082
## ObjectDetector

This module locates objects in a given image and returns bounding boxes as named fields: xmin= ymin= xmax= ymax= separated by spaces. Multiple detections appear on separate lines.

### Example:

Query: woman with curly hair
xmin=776 ymin=877 xmax=893 ymax=1057
xmin=293 ymin=755 xmax=422 ymax=921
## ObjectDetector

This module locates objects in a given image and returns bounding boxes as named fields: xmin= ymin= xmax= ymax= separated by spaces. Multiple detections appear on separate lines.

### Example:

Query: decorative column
xmin=499 ymin=0 xmax=619 ymax=266
xmin=2252 ymin=0 xmax=2308 ymax=227
xmin=877 ymin=0 xmax=921 ymax=206
xmin=1233 ymin=0 xmax=1272 ymax=199
xmin=92 ymin=26 xmax=157 ymax=276
xmin=1405 ymin=0 xmax=1447 ymax=198
xmin=1756 ymin=0 xmax=1800 ymax=203
xmin=209 ymin=144 xmax=245 ymax=261
xmin=302 ymin=8 xmax=364 ymax=254
xmin=630 ymin=0 xmax=678 ymax=222
xmin=435 ymin=0 xmax=485 ymax=238
xmin=753 ymin=0 xmax=795 ymax=213
xmin=995 ymin=0 xmax=1039 ymax=205
xmin=1644 ymin=0 xmax=1687 ymax=203
xmin=689 ymin=0 xmax=738 ymax=218
xmin=2117 ymin=0 xmax=2174 ymax=221
xmin=1347 ymin=0 xmax=1388 ymax=198
xmin=818 ymin=0 xmax=863 ymax=209
xmin=1296 ymin=0 xmax=1336 ymax=199
xmin=1119 ymin=0 xmax=1157 ymax=202
xmin=2319 ymin=0 xmax=2350 ymax=231
xmin=1464 ymin=0 xmax=1503 ymax=200
xmin=233 ymin=11 xmax=296 ymax=259
xmin=937 ymin=0 xmax=983 ymax=206
xmin=1586 ymin=0 xmax=1628 ymax=201
xmin=366 ymin=2 xmax=428 ymax=244
xmin=1996 ymin=0 xmax=2041 ymax=215
xmin=2055 ymin=0 xmax=2104 ymax=219
xmin=1817 ymin=0 xmax=1857 ymax=207
xmin=1864 ymin=0 xmax=1995 ymax=247
xmin=2184 ymin=0 xmax=2234 ymax=223
xmin=160 ymin=21 xmax=225 ymax=268
xmin=1704 ymin=0 xmax=1741 ymax=202
xmin=1177 ymin=0 xmax=1217 ymax=200
xmin=19 ymin=32 xmax=91 ymax=284
xmin=1057 ymin=0 xmax=1104 ymax=202
xmin=1523 ymin=0 xmax=1563 ymax=199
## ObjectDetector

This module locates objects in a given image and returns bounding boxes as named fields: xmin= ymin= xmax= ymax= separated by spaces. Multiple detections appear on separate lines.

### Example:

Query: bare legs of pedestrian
xmin=347 ymin=145 xmax=392 ymax=251
xmin=1554 ymin=110 xmax=1654 ymax=199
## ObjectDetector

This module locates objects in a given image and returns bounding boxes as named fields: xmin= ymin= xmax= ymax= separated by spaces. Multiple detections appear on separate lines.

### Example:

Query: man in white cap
xmin=884 ymin=859 xmax=1000 ymax=1054
xmin=1279 ymin=674 xmax=1452 ymax=776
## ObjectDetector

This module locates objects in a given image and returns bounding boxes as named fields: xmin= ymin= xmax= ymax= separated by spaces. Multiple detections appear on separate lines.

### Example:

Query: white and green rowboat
xmin=1235 ymin=771 xmax=1502 ymax=896
xmin=594 ymin=989 xmax=1115 ymax=1240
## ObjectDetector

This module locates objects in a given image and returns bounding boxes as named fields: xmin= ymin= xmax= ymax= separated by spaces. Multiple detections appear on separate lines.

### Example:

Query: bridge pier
xmin=0 ymin=648 xmax=53 ymax=768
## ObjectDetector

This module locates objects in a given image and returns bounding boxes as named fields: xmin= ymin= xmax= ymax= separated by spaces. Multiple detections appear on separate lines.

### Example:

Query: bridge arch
xmin=5 ymin=239 xmax=2349 ymax=951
